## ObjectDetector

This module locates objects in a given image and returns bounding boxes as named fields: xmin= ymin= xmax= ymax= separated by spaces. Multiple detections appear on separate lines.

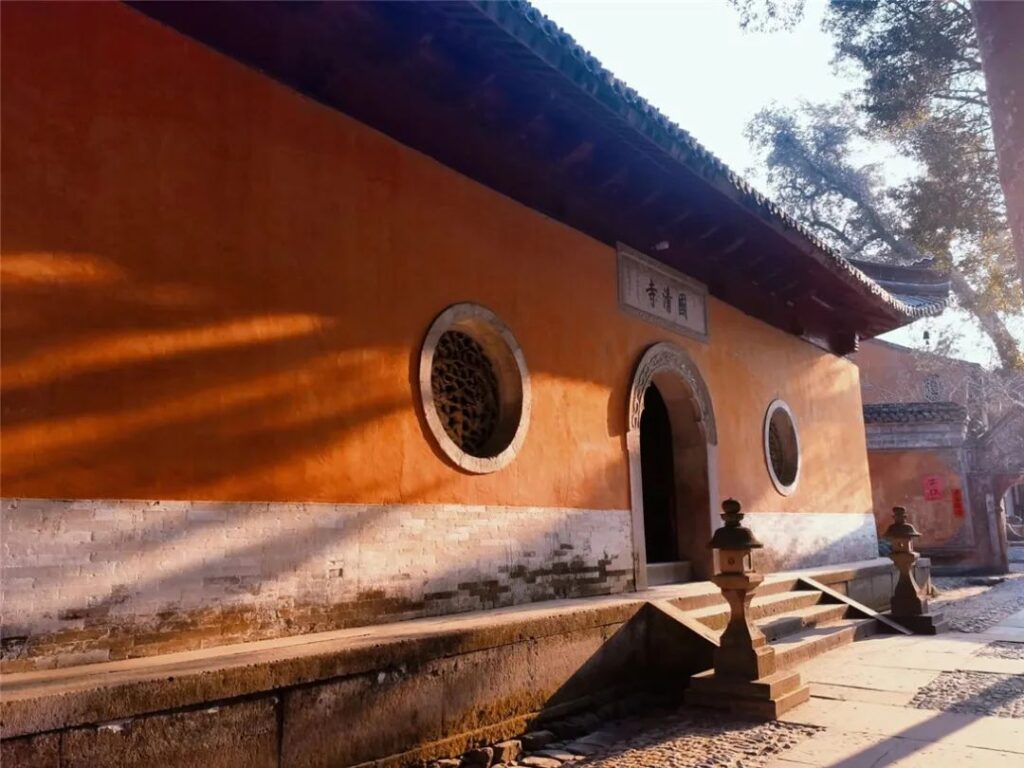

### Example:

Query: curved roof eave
xmin=479 ymin=1 xmax=949 ymax=324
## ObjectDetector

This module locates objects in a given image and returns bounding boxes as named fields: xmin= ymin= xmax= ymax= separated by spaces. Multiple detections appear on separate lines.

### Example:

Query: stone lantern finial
xmin=709 ymin=498 xmax=764 ymax=551
xmin=884 ymin=506 xmax=921 ymax=542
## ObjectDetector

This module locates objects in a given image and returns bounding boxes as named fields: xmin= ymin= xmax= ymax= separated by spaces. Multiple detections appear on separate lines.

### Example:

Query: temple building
xmin=0 ymin=0 xmax=951 ymax=672
xmin=1 ymin=3 xmax=959 ymax=764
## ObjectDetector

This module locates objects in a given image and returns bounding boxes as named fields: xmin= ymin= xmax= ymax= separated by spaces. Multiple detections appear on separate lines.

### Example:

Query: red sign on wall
xmin=922 ymin=474 xmax=945 ymax=501
xmin=952 ymin=488 xmax=965 ymax=518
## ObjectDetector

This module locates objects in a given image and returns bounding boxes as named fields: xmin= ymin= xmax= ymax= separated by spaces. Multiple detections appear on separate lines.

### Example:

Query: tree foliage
xmin=733 ymin=0 xmax=1023 ymax=368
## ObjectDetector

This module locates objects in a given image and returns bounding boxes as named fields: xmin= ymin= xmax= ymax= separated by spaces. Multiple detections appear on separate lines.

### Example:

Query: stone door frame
xmin=626 ymin=342 xmax=719 ymax=589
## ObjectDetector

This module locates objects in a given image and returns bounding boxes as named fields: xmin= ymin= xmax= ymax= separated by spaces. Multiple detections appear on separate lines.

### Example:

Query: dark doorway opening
xmin=640 ymin=384 xmax=680 ymax=564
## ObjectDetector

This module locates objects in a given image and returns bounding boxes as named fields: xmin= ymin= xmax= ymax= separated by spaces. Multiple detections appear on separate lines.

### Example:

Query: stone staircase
xmin=667 ymin=577 xmax=882 ymax=672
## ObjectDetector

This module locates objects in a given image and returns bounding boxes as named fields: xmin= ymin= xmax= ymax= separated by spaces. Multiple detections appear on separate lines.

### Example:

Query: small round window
xmin=419 ymin=303 xmax=530 ymax=473
xmin=764 ymin=399 xmax=800 ymax=496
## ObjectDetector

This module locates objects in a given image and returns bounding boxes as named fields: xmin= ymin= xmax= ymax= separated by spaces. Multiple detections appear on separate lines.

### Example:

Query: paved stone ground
xmin=931 ymin=571 xmax=1024 ymax=632
xmin=575 ymin=713 xmax=819 ymax=768
xmin=444 ymin=570 xmax=1024 ymax=768
xmin=909 ymin=670 xmax=1024 ymax=718
xmin=510 ymin=578 xmax=1024 ymax=768
xmin=976 ymin=640 xmax=1024 ymax=660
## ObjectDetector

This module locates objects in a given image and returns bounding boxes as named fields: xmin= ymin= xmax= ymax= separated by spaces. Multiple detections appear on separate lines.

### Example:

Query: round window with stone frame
xmin=419 ymin=303 xmax=531 ymax=474
xmin=763 ymin=399 xmax=800 ymax=496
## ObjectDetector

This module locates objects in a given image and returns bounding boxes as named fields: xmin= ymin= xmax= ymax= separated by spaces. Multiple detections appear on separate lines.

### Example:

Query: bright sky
xmin=532 ymin=0 xmax=1024 ymax=367
xmin=533 ymin=0 xmax=841 ymax=187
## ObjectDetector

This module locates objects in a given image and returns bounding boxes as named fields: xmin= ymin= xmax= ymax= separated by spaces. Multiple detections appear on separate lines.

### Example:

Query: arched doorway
xmin=627 ymin=343 xmax=718 ymax=588
xmin=640 ymin=384 xmax=679 ymax=564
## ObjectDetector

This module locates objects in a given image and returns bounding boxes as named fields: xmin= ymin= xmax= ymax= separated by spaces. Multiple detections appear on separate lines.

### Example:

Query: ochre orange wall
xmin=1 ymin=3 xmax=872 ymax=515
xmin=866 ymin=450 xmax=966 ymax=548
xmin=852 ymin=339 xmax=977 ymax=407
xmin=853 ymin=341 xmax=923 ymax=404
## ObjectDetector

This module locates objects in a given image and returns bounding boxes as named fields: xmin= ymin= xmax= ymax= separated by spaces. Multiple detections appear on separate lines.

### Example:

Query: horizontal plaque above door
xmin=617 ymin=243 xmax=708 ymax=341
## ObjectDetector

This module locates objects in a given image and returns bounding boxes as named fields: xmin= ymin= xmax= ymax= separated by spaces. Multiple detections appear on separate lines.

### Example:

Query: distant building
xmin=2 ymin=2 xmax=948 ymax=673
xmin=853 ymin=337 xmax=1024 ymax=573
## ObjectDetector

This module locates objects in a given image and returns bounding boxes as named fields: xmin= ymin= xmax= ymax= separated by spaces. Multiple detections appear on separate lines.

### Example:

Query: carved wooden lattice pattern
xmin=431 ymin=330 xmax=500 ymax=457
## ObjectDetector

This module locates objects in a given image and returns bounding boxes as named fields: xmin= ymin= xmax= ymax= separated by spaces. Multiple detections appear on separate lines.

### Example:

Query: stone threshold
xmin=0 ymin=557 xmax=911 ymax=740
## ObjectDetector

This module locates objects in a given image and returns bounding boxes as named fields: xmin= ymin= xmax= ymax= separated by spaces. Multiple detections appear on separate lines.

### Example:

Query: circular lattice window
xmin=764 ymin=399 xmax=800 ymax=496
xmin=419 ymin=304 xmax=530 ymax=473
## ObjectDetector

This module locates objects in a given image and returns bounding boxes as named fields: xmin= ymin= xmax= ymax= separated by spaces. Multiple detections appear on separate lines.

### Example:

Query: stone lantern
xmin=707 ymin=498 xmax=773 ymax=682
xmin=685 ymin=499 xmax=809 ymax=718
xmin=883 ymin=506 xmax=946 ymax=634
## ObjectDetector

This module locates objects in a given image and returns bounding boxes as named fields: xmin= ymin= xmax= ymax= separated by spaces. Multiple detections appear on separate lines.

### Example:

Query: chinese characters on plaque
xmin=618 ymin=244 xmax=708 ymax=340
xmin=922 ymin=474 xmax=945 ymax=501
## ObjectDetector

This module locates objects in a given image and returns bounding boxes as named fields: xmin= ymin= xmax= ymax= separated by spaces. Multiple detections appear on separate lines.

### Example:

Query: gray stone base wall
xmin=1 ymin=606 xmax=653 ymax=768
xmin=0 ymin=498 xmax=633 ymax=671
xmin=0 ymin=559 xmax=929 ymax=767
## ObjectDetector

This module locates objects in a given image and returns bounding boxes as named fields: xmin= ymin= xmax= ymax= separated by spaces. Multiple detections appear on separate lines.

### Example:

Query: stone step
xmin=755 ymin=603 xmax=851 ymax=642
xmin=687 ymin=590 xmax=824 ymax=631
xmin=688 ymin=668 xmax=805 ymax=701
xmin=666 ymin=577 xmax=802 ymax=612
xmin=685 ymin=669 xmax=811 ymax=719
xmin=772 ymin=617 xmax=876 ymax=672
xmin=647 ymin=560 xmax=692 ymax=586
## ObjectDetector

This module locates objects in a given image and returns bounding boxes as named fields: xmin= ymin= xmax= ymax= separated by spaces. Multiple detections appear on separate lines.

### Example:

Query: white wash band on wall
xmin=745 ymin=512 xmax=880 ymax=572
xmin=0 ymin=499 xmax=879 ymax=669
xmin=0 ymin=498 xmax=634 ymax=668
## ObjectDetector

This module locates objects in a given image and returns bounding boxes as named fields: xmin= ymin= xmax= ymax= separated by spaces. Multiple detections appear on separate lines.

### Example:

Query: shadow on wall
xmin=0 ymin=2 xmax=868 ymax=512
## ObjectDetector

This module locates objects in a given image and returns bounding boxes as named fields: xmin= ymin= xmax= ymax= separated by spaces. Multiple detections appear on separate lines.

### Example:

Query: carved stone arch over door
xmin=627 ymin=343 xmax=718 ymax=444
xmin=626 ymin=342 xmax=719 ymax=588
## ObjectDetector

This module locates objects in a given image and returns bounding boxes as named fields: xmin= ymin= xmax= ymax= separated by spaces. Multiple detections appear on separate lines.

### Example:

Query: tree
xmin=732 ymin=0 xmax=1024 ymax=369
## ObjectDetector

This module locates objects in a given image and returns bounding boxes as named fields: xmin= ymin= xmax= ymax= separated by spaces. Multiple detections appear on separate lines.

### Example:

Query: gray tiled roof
xmin=863 ymin=402 xmax=967 ymax=424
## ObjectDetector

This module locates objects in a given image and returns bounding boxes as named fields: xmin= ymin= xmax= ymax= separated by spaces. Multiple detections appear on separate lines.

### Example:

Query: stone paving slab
xmin=809 ymin=683 xmax=919 ymax=707
xmin=799 ymin=663 xmax=940 ymax=693
xmin=806 ymin=635 xmax=1023 ymax=675
xmin=999 ymin=609 xmax=1024 ymax=628
xmin=778 ymin=697 xmax=1024 ymax=753
xmin=975 ymin=626 xmax=1024 ymax=642
xmin=767 ymin=731 xmax=1024 ymax=767
xmin=847 ymin=652 xmax=1024 ymax=674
